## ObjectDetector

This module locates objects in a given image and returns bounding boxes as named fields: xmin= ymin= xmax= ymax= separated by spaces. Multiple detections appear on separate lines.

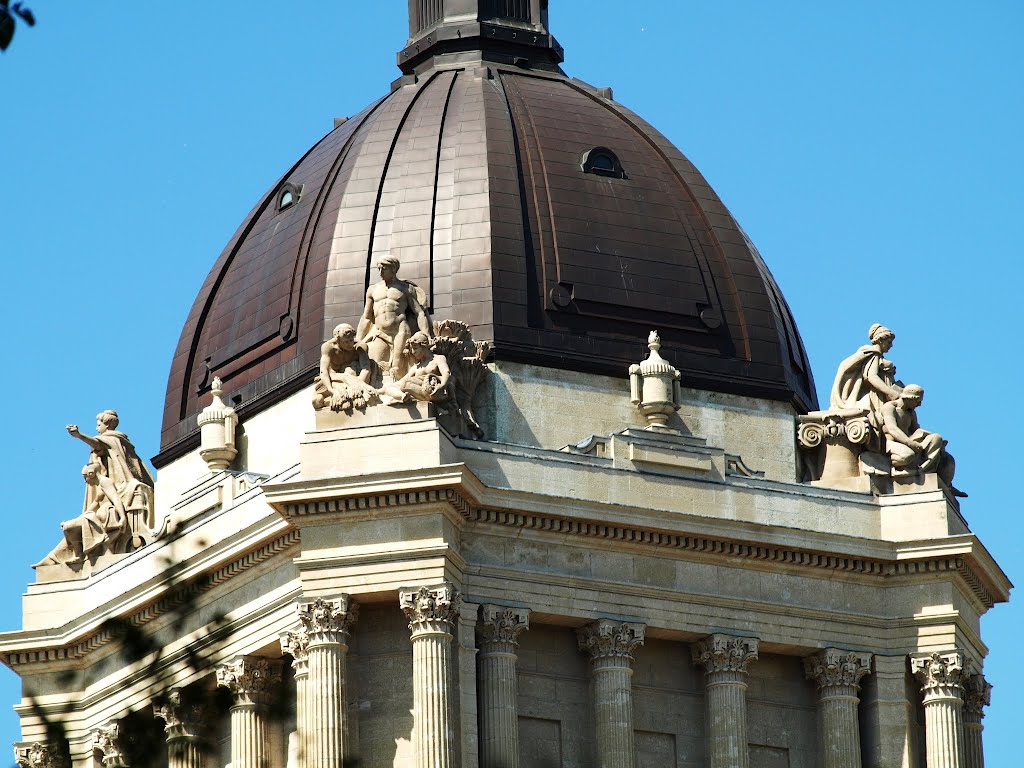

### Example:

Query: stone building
xmin=0 ymin=3 xmax=1010 ymax=768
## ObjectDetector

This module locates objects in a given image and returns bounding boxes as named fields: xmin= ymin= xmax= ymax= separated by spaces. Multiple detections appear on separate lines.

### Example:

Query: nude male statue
xmin=312 ymin=323 xmax=379 ymax=411
xmin=357 ymin=256 xmax=431 ymax=377
xmin=879 ymin=384 xmax=964 ymax=497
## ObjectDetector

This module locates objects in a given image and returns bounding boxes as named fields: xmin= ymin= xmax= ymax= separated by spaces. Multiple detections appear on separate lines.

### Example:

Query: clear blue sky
xmin=2 ymin=1 xmax=1021 ymax=763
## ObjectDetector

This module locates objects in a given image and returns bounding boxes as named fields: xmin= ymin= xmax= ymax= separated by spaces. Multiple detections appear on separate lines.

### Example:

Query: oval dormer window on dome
xmin=276 ymin=182 xmax=303 ymax=212
xmin=581 ymin=147 xmax=626 ymax=179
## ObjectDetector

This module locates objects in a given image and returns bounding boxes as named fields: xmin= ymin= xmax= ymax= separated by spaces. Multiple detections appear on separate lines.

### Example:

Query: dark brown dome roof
xmin=157 ymin=61 xmax=816 ymax=463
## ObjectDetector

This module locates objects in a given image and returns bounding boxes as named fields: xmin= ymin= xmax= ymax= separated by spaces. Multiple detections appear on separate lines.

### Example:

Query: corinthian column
xmin=216 ymin=656 xmax=283 ymax=768
xmin=691 ymin=634 xmax=759 ymax=768
xmin=400 ymin=583 xmax=462 ymax=768
xmin=911 ymin=651 xmax=967 ymax=768
xmin=803 ymin=649 xmax=872 ymax=768
xmin=153 ymin=689 xmax=208 ymax=768
xmin=963 ymin=673 xmax=991 ymax=768
xmin=477 ymin=604 xmax=530 ymax=768
xmin=280 ymin=627 xmax=311 ymax=764
xmin=577 ymin=619 xmax=646 ymax=768
xmin=92 ymin=721 xmax=128 ymax=768
xmin=298 ymin=595 xmax=358 ymax=768
xmin=14 ymin=742 xmax=66 ymax=768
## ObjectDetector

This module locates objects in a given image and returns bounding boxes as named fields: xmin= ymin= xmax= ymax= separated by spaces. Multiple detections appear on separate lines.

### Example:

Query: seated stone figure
xmin=38 ymin=463 xmax=132 ymax=566
xmin=878 ymin=384 xmax=965 ymax=497
xmin=830 ymin=323 xmax=903 ymax=419
xmin=312 ymin=323 xmax=381 ymax=412
xmin=380 ymin=332 xmax=452 ymax=406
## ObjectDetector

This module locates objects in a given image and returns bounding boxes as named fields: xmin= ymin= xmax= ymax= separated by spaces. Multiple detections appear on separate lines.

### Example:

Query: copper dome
xmin=157 ymin=10 xmax=816 ymax=463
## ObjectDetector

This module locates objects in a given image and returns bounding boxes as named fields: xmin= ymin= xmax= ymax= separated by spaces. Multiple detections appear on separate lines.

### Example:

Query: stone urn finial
xmin=197 ymin=376 xmax=238 ymax=471
xmin=629 ymin=330 xmax=682 ymax=426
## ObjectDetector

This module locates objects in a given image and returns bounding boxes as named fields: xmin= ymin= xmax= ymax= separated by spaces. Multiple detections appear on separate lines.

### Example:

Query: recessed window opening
xmin=581 ymin=147 xmax=626 ymax=179
xmin=277 ymin=182 xmax=303 ymax=212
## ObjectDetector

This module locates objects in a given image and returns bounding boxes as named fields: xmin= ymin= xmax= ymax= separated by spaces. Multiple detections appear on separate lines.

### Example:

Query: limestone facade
xmin=0 ymin=356 xmax=1009 ymax=768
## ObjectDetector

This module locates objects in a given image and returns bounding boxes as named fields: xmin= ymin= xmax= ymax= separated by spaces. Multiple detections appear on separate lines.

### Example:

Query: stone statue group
xmin=312 ymin=256 xmax=490 ymax=439
xmin=38 ymin=410 xmax=161 ymax=569
xmin=801 ymin=323 xmax=963 ymax=496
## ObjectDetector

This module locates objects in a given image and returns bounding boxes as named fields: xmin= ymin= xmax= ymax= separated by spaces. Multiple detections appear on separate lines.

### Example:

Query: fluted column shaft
xmin=477 ymin=605 xmax=530 ymax=768
xmin=216 ymin=656 xmax=283 ymax=768
xmin=912 ymin=652 xmax=967 ymax=768
xmin=962 ymin=673 xmax=990 ymax=768
xmin=578 ymin=620 xmax=645 ymax=768
xmin=281 ymin=630 xmax=310 ymax=766
xmin=296 ymin=595 xmax=358 ymax=768
xmin=401 ymin=583 xmax=462 ymax=768
xmin=153 ymin=689 xmax=208 ymax=768
xmin=804 ymin=649 xmax=872 ymax=768
xmin=692 ymin=634 xmax=759 ymax=768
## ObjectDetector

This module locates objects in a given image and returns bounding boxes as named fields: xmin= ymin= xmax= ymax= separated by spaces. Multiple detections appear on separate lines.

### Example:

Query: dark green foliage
xmin=0 ymin=1 xmax=35 ymax=53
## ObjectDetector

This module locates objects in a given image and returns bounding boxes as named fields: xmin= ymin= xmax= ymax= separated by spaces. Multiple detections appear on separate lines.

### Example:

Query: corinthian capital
xmin=92 ymin=722 xmax=127 ymax=767
xmin=692 ymin=634 xmax=759 ymax=675
xmin=577 ymin=619 xmax=645 ymax=661
xmin=964 ymin=673 xmax=992 ymax=720
xmin=911 ymin=651 xmax=965 ymax=692
xmin=297 ymin=595 xmax=358 ymax=644
xmin=400 ymin=583 xmax=462 ymax=628
xmin=804 ymin=648 xmax=872 ymax=692
xmin=280 ymin=627 xmax=311 ymax=674
xmin=478 ymin=604 xmax=530 ymax=648
xmin=216 ymin=656 xmax=284 ymax=706
xmin=153 ymin=688 xmax=206 ymax=740
xmin=14 ymin=743 xmax=65 ymax=768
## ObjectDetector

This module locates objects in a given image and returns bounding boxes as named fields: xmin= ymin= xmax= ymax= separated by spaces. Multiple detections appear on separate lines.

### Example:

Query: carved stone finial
xmin=296 ymin=596 xmax=359 ymax=644
xmin=400 ymin=583 xmax=462 ymax=629
xmin=577 ymin=619 xmax=646 ymax=661
xmin=911 ymin=651 xmax=966 ymax=694
xmin=803 ymin=649 xmax=872 ymax=693
xmin=964 ymin=673 xmax=992 ymax=721
xmin=92 ymin=722 xmax=127 ymax=768
xmin=629 ymin=330 xmax=681 ymax=427
xmin=197 ymin=376 xmax=238 ymax=471
xmin=477 ymin=604 xmax=530 ymax=648
xmin=14 ymin=743 xmax=65 ymax=768
xmin=216 ymin=656 xmax=284 ymax=706
xmin=692 ymin=634 xmax=759 ymax=675
xmin=153 ymin=688 xmax=206 ymax=740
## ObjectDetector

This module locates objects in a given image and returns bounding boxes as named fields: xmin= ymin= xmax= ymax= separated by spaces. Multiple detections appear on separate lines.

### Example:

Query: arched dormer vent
xmin=581 ymin=147 xmax=626 ymax=179
xmin=277 ymin=182 xmax=303 ymax=212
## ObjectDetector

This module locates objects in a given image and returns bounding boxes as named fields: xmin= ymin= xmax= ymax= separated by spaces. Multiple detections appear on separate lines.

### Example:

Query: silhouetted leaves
xmin=0 ymin=1 xmax=35 ymax=52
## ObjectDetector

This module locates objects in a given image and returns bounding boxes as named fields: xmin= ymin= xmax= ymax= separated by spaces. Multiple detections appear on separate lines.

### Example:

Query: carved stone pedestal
xmin=798 ymin=409 xmax=873 ymax=490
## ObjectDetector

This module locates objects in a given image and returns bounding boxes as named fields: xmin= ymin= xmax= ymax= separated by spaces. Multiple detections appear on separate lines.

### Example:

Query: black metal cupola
xmin=399 ymin=0 xmax=564 ymax=74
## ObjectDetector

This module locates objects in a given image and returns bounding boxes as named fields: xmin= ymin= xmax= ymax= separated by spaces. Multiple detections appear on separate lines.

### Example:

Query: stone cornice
xmin=262 ymin=465 xmax=1008 ymax=610
xmin=1 ymin=529 xmax=300 ymax=669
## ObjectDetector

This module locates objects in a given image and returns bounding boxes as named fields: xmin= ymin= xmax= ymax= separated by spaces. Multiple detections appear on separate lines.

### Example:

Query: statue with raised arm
xmin=312 ymin=323 xmax=380 ymax=412
xmin=878 ymin=384 xmax=965 ymax=497
xmin=380 ymin=332 xmax=452 ymax=405
xmin=66 ymin=410 xmax=155 ymax=536
xmin=357 ymin=256 xmax=431 ymax=378
xmin=830 ymin=323 xmax=903 ymax=415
